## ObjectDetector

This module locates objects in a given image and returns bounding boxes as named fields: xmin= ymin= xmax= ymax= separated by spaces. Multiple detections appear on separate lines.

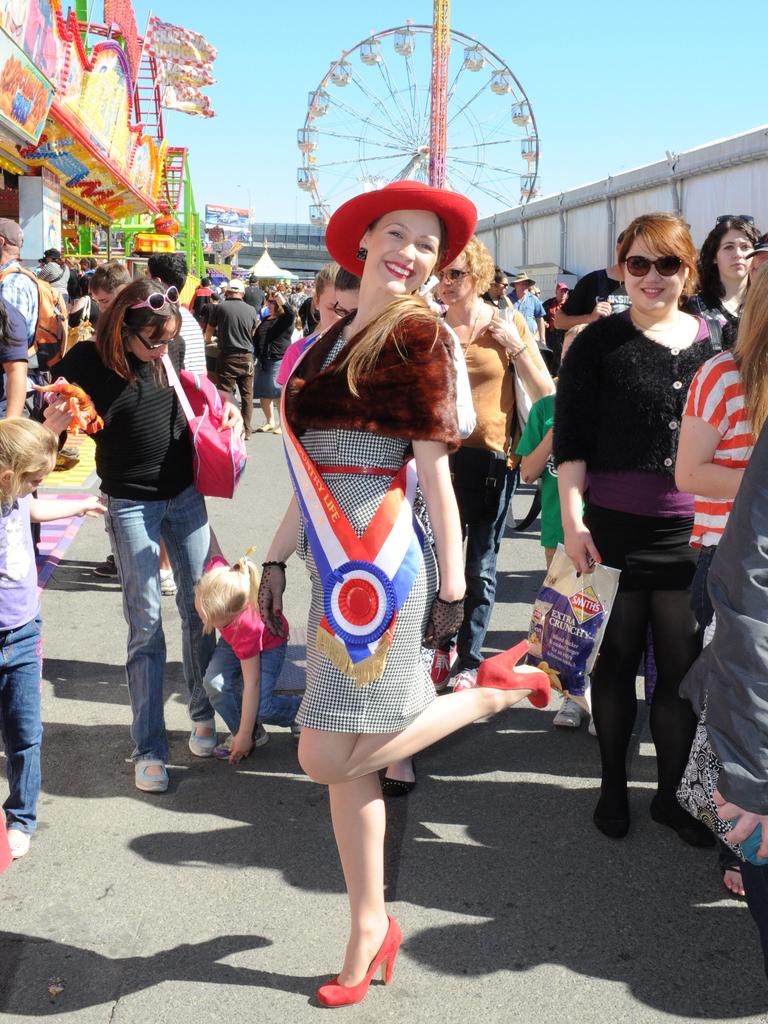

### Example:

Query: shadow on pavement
xmin=41 ymin=560 xmax=122 ymax=593
xmin=0 ymin=933 xmax=327 ymax=1016
xmin=43 ymin=659 xmax=130 ymax=705
xmin=31 ymin=675 xmax=767 ymax=1019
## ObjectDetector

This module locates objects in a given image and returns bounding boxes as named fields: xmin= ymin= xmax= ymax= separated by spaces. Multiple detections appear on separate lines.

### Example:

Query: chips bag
xmin=526 ymin=546 xmax=620 ymax=704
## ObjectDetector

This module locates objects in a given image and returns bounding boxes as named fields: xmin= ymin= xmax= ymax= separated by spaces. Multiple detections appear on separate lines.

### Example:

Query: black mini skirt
xmin=584 ymin=503 xmax=697 ymax=592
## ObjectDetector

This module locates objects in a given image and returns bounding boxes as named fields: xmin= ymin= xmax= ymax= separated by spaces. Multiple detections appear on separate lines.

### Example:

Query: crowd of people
xmin=0 ymin=196 xmax=768 ymax=998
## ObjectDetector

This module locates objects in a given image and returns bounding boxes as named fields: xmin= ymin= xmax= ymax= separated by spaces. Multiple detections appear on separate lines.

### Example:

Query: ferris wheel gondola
xmin=297 ymin=23 xmax=540 ymax=222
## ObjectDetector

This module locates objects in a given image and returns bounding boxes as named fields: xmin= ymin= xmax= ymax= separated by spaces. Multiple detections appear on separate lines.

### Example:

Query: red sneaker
xmin=430 ymin=647 xmax=457 ymax=692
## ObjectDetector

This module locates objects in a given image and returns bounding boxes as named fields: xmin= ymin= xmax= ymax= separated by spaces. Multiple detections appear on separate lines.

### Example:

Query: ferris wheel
xmin=297 ymin=23 xmax=540 ymax=227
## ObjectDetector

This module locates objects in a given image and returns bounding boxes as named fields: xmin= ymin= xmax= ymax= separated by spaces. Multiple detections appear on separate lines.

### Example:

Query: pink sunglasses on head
xmin=129 ymin=285 xmax=180 ymax=311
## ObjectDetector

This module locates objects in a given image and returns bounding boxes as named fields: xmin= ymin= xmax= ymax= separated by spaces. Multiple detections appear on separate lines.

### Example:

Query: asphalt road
xmin=1 ymin=427 xmax=766 ymax=1023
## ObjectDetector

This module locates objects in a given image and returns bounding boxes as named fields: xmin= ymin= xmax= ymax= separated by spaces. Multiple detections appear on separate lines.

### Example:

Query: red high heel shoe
xmin=316 ymin=916 xmax=402 ymax=1008
xmin=476 ymin=639 xmax=551 ymax=708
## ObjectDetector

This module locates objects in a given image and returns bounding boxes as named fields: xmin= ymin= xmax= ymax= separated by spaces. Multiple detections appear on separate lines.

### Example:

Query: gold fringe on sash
xmin=316 ymin=626 xmax=393 ymax=688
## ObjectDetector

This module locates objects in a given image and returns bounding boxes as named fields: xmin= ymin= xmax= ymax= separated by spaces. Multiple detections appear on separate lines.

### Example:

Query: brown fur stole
xmin=284 ymin=314 xmax=460 ymax=450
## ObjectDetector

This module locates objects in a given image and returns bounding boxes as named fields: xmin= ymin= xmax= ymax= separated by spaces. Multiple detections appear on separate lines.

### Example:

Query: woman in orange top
xmin=437 ymin=236 xmax=553 ymax=690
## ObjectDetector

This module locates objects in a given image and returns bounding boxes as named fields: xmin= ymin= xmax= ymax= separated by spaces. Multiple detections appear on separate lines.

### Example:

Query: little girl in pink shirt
xmin=196 ymin=555 xmax=297 ymax=762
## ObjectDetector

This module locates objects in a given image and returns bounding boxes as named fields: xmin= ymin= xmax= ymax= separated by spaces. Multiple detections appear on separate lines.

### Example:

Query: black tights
xmin=591 ymin=589 xmax=700 ymax=810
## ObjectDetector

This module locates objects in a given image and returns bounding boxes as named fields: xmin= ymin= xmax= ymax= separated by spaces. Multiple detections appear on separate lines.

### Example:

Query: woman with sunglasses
xmin=690 ymin=216 xmax=761 ymax=349
xmin=555 ymin=213 xmax=721 ymax=844
xmin=257 ymin=181 xmax=550 ymax=1007
xmin=49 ymin=278 xmax=244 ymax=793
xmin=436 ymin=236 xmax=553 ymax=692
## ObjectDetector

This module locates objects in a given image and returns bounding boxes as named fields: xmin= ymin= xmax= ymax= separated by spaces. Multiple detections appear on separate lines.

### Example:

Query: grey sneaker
xmin=553 ymin=698 xmax=582 ymax=729
xmin=188 ymin=721 xmax=217 ymax=757
xmin=253 ymin=723 xmax=270 ymax=748
xmin=290 ymin=721 xmax=301 ymax=742
xmin=160 ymin=570 xmax=177 ymax=597
xmin=214 ymin=724 xmax=270 ymax=760
xmin=135 ymin=759 xmax=169 ymax=792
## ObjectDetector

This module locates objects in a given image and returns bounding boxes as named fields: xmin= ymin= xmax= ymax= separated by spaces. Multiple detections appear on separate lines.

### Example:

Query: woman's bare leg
xmin=328 ymin=774 xmax=390 ymax=985
xmin=299 ymin=678 xmax=537 ymax=785
xmin=260 ymin=398 xmax=274 ymax=427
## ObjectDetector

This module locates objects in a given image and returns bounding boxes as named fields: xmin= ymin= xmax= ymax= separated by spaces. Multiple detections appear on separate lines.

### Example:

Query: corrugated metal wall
xmin=476 ymin=126 xmax=768 ymax=278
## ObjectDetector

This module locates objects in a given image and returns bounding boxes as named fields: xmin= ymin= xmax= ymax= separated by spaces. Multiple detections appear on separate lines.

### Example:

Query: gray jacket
xmin=680 ymin=421 xmax=768 ymax=814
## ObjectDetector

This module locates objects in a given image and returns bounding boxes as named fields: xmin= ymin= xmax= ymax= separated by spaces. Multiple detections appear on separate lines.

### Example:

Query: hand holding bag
xmin=677 ymin=697 xmax=768 ymax=865
xmin=162 ymin=353 xmax=247 ymax=499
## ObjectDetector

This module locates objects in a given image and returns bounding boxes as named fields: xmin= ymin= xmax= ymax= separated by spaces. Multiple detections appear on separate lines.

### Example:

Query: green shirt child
xmin=516 ymin=394 xmax=563 ymax=555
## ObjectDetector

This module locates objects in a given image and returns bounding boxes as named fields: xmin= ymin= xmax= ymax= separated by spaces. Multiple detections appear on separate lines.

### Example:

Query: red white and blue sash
xmin=281 ymin=345 xmax=424 ymax=685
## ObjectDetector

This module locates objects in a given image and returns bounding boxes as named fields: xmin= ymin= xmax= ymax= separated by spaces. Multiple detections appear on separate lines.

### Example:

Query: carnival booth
xmin=0 ymin=2 xmax=216 ymax=268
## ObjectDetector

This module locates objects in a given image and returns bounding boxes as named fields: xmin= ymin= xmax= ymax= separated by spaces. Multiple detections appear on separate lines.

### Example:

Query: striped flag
xmin=145 ymin=16 xmax=217 ymax=118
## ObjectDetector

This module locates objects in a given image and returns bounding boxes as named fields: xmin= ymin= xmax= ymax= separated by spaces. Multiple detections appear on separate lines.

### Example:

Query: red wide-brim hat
xmin=325 ymin=180 xmax=478 ymax=277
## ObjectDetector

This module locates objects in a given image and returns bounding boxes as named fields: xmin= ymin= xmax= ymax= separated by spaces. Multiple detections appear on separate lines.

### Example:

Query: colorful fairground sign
xmin=0 ymin=0 xmax=215 ymax=221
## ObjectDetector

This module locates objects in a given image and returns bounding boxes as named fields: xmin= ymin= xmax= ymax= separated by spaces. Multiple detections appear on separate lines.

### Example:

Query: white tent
xmin=249 ymin=241 xmax=296 ymax=280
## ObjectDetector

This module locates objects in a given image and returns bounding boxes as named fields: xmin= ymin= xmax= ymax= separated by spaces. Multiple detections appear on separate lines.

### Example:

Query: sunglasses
xmin=716 ymin=214 xmax=755 ymax=225
xmin=438 ymin=268 xmax=470 ymax=282
xmin=135 ymin=331 xmax=168 ymax=351
xmin=624 ymin=255 xmax=683 ymax=278
xmin=129 ymin=285 xmax=180 ymax=311
xmin=330 ymin=301 xmax=354 ymax=317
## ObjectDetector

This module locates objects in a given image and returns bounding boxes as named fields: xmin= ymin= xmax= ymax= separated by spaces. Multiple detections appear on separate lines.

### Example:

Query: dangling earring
xmin=357 ymin=246 xmax=368 ymax=261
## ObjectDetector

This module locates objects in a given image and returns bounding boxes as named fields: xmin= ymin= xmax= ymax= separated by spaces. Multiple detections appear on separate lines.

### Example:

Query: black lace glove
xmin=258 ymin=562 xmax=287 ymax=637
xmin=423 ymin=594 xmax=465 ymax=649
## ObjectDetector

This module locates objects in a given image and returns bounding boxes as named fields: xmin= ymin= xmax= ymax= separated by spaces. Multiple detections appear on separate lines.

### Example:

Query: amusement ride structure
xmin=297 ymin=1 xmax=539 ymax=225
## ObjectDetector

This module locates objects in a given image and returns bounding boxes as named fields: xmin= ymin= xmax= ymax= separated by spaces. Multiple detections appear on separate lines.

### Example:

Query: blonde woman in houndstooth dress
xmin=258 ymin=181 xmax=550 ymax=1008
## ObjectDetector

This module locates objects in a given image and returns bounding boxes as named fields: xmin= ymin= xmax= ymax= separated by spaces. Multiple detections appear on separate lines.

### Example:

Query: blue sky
xmin=130 ymin=0 xmax=768 ymax=224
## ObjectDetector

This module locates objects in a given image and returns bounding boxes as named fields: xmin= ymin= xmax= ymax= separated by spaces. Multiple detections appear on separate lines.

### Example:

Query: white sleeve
xmin=442 ymin=322 xmax=477 ymax=439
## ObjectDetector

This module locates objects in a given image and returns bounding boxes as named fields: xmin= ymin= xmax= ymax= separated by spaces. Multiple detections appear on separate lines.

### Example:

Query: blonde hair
xmin=0 ymin=418 xmax=57 ymax=502
xmin=195 ymin=558 xmax=261 ymax=634
xmin=456 ymin=235 xmax=495 ymax=296
xmin=734 ymin=263 xmax=768 ymax=436
xmin=341 ymin=294 xmax=440 ymax=397
xmin=314 ymin=261 xmax=340 ymax=298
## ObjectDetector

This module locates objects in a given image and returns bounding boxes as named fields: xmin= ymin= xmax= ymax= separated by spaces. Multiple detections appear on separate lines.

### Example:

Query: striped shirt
xmin=684 ymin=350 xmax=753 ymax=547
xmin=178 ymin=306 xmax=207 ymax=376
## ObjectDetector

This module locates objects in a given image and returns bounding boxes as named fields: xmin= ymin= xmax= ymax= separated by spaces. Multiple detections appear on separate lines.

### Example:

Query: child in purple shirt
xmin=0 ymin=419 xmax=104 ymax=860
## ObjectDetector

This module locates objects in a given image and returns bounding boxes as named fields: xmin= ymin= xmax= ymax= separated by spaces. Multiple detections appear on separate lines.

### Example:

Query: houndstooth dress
xmin=293 ymin=339 xmax=438 ymax=734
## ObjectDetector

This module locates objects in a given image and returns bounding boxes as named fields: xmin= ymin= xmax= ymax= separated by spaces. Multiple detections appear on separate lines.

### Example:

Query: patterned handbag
xmin=676 ymin=697 xmax=747 ymax=861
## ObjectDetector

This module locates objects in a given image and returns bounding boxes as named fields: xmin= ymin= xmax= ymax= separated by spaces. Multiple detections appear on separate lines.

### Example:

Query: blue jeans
xmin=105 ymin=485 xmax=215 ymax=762
xmin=203 ymin=638 xmax=298 ymax=730
xmin=742 ymin=860 xmax=768 ymax=979
xmin=0 ymin=616 xmax=43 ymax=835
xmin=456 ymin=467 xmax=515 ymax=669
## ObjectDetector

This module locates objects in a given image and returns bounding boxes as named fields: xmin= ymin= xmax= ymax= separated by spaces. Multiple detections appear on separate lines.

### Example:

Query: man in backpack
xmin=0 ymin=219 xmax=37 ymax=417
xmin=0 ymin=219 xmax=68 ymax=382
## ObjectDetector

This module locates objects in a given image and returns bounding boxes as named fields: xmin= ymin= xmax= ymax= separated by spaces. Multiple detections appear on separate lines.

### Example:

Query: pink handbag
xmin=0 ymin=815 xmax=11 ymax=873
xmin=162 ymin=354 xmax=247 ymax=499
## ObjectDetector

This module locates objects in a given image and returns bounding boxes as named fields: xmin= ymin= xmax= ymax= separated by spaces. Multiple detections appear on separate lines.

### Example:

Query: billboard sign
xmin=205 ymin=204 xmax=249 ymax=232
xmin=0 ymin=26 xmax=54 ymax=144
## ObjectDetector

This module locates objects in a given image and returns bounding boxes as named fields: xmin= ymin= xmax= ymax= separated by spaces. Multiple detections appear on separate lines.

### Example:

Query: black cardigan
xmin=553 ymin=312 xmax=719 ymax=475
xmin=254 ymin=311 xmax=295 ymax=361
